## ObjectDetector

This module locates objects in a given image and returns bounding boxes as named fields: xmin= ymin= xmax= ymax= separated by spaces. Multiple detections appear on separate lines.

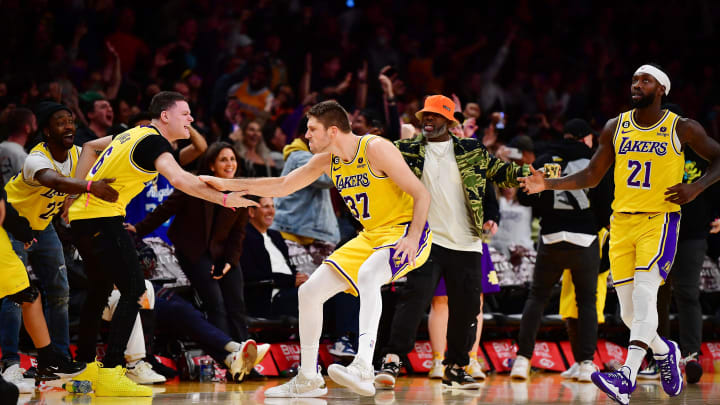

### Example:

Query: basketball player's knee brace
xmin=629 ymin=273 xmax=661 ymax=344
xmin=7 ymin=285 xmax=40 ymax=305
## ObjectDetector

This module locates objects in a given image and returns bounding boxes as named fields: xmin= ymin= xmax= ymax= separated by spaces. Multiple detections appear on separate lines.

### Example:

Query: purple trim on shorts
xmin=388 ymin=222 xmax=431 ymax=276
xmin=323 ymin=259 xmax=359 ymax=293
xmin=636 ymin=212 xmax=680 ymax=279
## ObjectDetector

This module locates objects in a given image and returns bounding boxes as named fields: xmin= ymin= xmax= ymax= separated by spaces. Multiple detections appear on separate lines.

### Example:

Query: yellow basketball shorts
xmin=323 ymin=222 xmax=432 ymax=296
xmin=0 ymin=228 xmax=30 ymax=299
xmin=609 ymin=212 xmax=680 ymax=287
xmin=559 ymin=270 xmax=610 ymax=323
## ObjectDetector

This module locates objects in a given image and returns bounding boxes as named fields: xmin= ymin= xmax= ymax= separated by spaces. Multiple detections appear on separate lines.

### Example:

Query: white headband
xmin=635 ymin=65 xmax=671 ymax=95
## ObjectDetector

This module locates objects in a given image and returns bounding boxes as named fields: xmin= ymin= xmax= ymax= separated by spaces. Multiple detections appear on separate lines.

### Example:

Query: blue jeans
xmin=0 ymin=224 xmax=70 ymax=365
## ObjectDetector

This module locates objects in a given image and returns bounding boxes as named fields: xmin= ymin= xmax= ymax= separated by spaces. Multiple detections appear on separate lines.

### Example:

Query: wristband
xmin=85 ymin=180 xmax=93 ymax=207
xmin=223 ymin=193 xmax=235 ymax=211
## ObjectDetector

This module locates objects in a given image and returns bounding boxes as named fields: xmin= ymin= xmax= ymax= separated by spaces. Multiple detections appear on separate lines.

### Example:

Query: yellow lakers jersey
xmin=612 ymin=109 xmax=684 ymax=213
xmin=331 ymin=135 xmax=414 ymax=230
xmin=4 ymin=143 xmax=80 ymax=230
xmin=68 ymin=126 xmax=161 ymax=221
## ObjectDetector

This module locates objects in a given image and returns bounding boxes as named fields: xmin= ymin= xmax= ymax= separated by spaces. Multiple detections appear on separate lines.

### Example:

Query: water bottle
xmin=63 ymin=380 xmax=93 ymax=393
xmin=199 ymin=360 xmax=214 ymax=382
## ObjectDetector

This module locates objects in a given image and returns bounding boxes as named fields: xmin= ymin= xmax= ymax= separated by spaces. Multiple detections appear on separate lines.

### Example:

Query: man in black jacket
xmin=241 ymin=196 xmax=307 ymax=318
xmin=511 ymin=119 xmax=612 ymax=382
xmin=656 ymin=104 xmax=719 ymax=384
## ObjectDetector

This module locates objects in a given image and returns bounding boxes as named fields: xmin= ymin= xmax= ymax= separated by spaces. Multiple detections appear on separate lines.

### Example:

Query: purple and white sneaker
xmin=591 ymin=367 xmax=636 ymax=405
xmin=655 ymin=337 xmax=683 ymax=396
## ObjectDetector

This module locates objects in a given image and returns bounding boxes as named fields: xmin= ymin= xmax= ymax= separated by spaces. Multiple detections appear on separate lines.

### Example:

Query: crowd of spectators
xmin=2 ymin=0 xmax=720 ymax=387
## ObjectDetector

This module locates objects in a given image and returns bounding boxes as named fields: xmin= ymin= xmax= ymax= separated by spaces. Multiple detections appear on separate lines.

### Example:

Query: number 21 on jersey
xmin=627 ymin=159 xmax=651 ymax=189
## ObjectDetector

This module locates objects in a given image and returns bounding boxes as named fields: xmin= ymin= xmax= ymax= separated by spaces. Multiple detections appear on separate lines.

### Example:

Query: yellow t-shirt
xmin=612 ymin=109 xmax=684 ymax=213
xmin=4 ymin=143 xmax=80 ymax=230
xmin=69 ymin=126 xmax=165 ymax=221
xmin=331 ymin=135 xmax=414 ymax=231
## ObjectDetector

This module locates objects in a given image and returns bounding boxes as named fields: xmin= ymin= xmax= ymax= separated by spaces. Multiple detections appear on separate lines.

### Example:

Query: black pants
xmin=72 ymin=217 xmax=146 ymax=367
xmin=658 ymin=239 xmax=706 ymax=357
xmin=176 ymin=251 xmax=249 ymax=343
xmin=380 ymin=244 xmax=482 ymax=367
xmin=517 ymin=240 xmax=598 ymax=362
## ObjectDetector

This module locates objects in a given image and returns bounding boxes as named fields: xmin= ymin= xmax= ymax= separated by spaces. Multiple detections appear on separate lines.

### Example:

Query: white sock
xmin=623 ymin=345 xmax=646 ymax=383
xmin=224 ymin=341 xmax=242 ymax=353
xmin=300 ymin=344 xmax=319 ymax=376
xmin=649 ymin=336 xmax=670 ymax=359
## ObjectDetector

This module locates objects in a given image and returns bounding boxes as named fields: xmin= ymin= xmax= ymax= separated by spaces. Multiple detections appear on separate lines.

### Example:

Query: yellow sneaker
xmin=254 ymin=343 xmax=271 ymax=367
xmin=465 ymin=357 xmax=487 ymax=380
xmin=95 ymin=366 xmax=153 ymax=397
xmin=73 ymin=360 xmax=102 ymax=390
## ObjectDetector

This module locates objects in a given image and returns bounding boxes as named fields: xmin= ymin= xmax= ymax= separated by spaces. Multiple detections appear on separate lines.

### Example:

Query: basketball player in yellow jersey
xmin=66 ymin=92 xmax=257 ymax=397
xmin=521 ymin=64 xmax=720 ymax=405
xmin=201 ymin=100 xmax=431 ymax=397
xmin=1 ymin=102 xmax=117 ymax=380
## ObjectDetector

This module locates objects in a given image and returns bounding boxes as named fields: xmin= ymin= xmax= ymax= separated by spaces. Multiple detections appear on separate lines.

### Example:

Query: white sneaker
xmin=561 ymin=362 xmax=579 ymax=380
xmin=428 ymin=359 xmax=444 ymax=379
xmin=126 ymin=361 xmax=167 ymax=384
xmin=2 ymin=364 xmax=34 ymax=393
xmin=576 ymin=360 xmax=597 ymax=383
xmin=264 ymin=368 xmax=327 ymax=398
xmin=227 ymin=339 xmax=258 ymax=382
xmin=465 ymin=358 xmax=487 ymax=380
xmin=510 ymin=355 xmax=530 ymax=380
xmin=327 ymin=359 xmax=375 ymax=396
xmin=255 ymin=343 xmax=271 ymax=367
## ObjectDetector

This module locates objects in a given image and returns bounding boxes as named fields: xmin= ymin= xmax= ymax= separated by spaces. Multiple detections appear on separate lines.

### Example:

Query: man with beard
xmin=74 ymin=94 xmax=114 ymax=145
xmin=200 ymin=100 xmax=431 ymax=397
xmin=1 ymin=102 xmax=118 ymax=375
xmin=374 ymin=95 xmax=529 ymax=390
xmin=520 ymin=64 xmax=720 ymax=404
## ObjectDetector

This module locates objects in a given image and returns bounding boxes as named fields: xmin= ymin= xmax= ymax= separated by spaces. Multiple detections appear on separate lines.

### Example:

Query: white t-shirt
xmin=262 ymin=232 xmax=293 ymax=276
xmin=22 ymin=146 xmax=82 ymax=185
xmin=0 ymin=141 xmax=27 ymax=185
xmin=421 ymin=140 xmax=483 ymax=252
xmin=490 ymin=196 xmax=534 ymax=256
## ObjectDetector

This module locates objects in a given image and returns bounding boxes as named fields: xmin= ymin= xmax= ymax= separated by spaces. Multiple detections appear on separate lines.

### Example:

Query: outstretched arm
xmin=155 ymin=153 xmax=256 ymax=208
xmin=200 ymin=153 xmax=331 ymax=197
xmin=520 ymin=118 xmax=617 ymax=193
xmin=367 ymin=138 xmax=430 ymax=266
xmin=666 ymin=118 xmax=720 ymax=204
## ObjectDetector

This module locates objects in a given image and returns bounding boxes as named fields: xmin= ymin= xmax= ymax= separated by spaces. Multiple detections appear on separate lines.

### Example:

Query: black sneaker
xmin=0 ymin=374 xmax=19 ymax=404
xmin=442 ymin=365 xmax=481 ymax=389
xmin=684 ymin=356 xmax=703 ymax=384
xmin=374 ymin=353 xmax=401 ymax=390
xmin=36 ymin=346 xmax=86 ymax=382
xmin=23 ymin=367 xmax=38 ymax=380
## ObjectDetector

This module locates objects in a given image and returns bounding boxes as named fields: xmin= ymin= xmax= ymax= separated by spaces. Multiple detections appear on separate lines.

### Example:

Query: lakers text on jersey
xmin=612 ymin=109 xmax=684 ymax=213
xmin=323 ymin=135 xmax=432 ymax=295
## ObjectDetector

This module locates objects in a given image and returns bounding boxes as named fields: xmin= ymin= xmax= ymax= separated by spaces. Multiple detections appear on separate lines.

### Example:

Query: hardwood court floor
xmin=17 ymin=372 xmax=720 ymax=405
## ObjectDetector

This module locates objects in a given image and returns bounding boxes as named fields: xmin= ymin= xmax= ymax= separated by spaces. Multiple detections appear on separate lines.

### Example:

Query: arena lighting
xmin=347 ymin=0 xmax=355 ymax=8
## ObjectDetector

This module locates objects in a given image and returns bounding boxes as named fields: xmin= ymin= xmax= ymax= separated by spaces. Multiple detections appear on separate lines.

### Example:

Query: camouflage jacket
xmin=395 ymin=134 xmax=530 ymax=237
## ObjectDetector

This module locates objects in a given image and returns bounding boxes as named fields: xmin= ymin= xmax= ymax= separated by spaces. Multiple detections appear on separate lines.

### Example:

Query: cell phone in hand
xmin=496 ymin=112 xmax=505 ymax=129
xmin=384 ymin=66 xmax=397 ymax=78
